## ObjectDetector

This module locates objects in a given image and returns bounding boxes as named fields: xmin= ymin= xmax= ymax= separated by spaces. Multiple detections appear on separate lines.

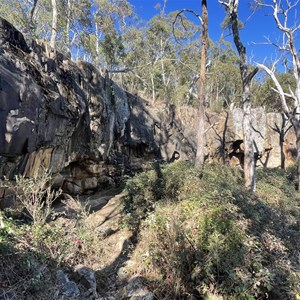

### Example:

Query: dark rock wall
xmin=0 ymin=18 xmax=195 ymax=193
xmin=0 ymin=18 xmax=297 ymax=195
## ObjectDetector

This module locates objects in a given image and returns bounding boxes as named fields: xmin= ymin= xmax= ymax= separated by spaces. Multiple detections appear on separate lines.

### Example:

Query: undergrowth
xmin=123 ymin=162 xmax=300 ymax=300
xmin=0 ymin=175 xmax=102 ymax=299
xmin=1 ymin=162 xmax=300 ymax=299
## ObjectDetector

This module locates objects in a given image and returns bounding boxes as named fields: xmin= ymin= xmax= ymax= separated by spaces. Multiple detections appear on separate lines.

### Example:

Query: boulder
xmin=56 ymin=269 xmax=80 ymax=298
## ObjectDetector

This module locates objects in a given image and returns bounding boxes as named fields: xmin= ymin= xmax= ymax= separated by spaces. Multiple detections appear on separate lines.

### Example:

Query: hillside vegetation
xmin=123 ymin=162 xmax=300 ymax=299
xmin=1 ymin=162 xmax=300 ymax=299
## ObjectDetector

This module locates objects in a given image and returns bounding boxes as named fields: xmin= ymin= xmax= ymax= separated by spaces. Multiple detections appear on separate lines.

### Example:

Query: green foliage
xmin=256 ymin=167 xmax=298 ymax=201
xmin=92 ymin=0 xmax=134 ymax=68
xmin=0 ymin=212 xmax=15 ymax=243
xmin=221 ymin=16 xmax=244 ymax=31
xmin=124 ymin=162 xmax=300 ymax=299
xmin=123 ymin=162 xmax=165 ymax=227
xmin=200 ymin=40 xmax=243 ymax=110
xmin=121 ymin=11 xmax=201 ymax=105
xmin=253 ymin=72 xmax=296 ymax=111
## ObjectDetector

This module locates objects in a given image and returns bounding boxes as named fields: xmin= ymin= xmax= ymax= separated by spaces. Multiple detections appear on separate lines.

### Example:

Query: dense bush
xmin=124 ymin=162 xmax=300 ymax=299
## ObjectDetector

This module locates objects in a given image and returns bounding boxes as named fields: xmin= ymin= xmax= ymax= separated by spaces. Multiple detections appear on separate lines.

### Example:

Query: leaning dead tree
xmin=219 ymin=0 xmax=258 ymax=191
xmin=255 ymin=0 xmax=300 ymax=190
xmin=173 ymin=1 xmax=209 ymax=169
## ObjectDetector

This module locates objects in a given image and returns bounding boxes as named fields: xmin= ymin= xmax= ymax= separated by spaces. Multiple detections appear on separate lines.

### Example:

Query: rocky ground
xmin=53 ymin=188 xmax=155 ymax=300
xmin=2 ymin=162 xmax=300 ymax=299
xmin=0 ymin=187 xmax=155 ymax=300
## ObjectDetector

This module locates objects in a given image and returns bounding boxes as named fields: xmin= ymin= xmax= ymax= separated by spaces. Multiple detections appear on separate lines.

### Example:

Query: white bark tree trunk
xmin=66 ymin=0 xmax=71 ymax=54
xmin=220 ymin=0 xmax=258 ymax=190
xmin=255 ymin=0 xmax=300 ymax=190
xmin=50 ymin=0 xmax=57 ymax=49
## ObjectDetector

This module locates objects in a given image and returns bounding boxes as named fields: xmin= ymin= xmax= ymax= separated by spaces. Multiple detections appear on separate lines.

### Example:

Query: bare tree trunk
xmin=280 ymin=130 xmax=285 ymax=170
xmin=220 ymin=0 xmax=258 ymax=190
xmin=195 ymin=0 xmax=208 ymax=168
xmin=30 ymin=0 xmax=38 ymax=28
xmin=243 ymin=83 xmax=255 ymax=190
xmin=95 ymin=22 xmax=99 ymax=58
xmin=50 ymin=0 xmax=57 ymax=49
xmin=66 ymin=0 xmax=71 ymax=55
xmin=160 ymin=36 xmax=166 ymax=86
xmin=255 ymin=0 xmax=300 ymax=190
xmin=296 ymin=130 xmax=300 ymax=190
xmin=150 ymin=72 xmax=155 ymax=103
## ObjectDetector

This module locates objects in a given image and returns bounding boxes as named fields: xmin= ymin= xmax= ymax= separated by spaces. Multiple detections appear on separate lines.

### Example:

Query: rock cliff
xmin=0 ymin=18 xmax=297 ymax=195
xmin=0 ymin=18 xmax=195 ymax=194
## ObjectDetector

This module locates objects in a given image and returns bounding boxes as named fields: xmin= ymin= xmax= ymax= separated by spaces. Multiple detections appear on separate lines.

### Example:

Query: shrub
xmin=14 ymin=171 xmax=62 ymax=225
xmin=123 ymin=162 xmax=300 ymax=299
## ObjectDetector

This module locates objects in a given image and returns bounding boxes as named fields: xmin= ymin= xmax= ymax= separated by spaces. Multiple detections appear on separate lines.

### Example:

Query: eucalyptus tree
xmin=89 ymin=0 xmax=133 ymax=71
xmin=0 ymin=0 xmax=53 ymax=38
xmin=195 ymin=0 xmax=208 ymax=168
xmin=0 ymin=0 xmax=89 ymax=54
xmin=219 ymin=0 xmax=258 ymax=191
xmin=50 ymin=0 xmax=57 ymax=48
xmin=121 ymin=11 xmax=201 ymax=104
xmin=57 ymin=0 xmax=92 ymax=57
xmin=207 ymin=40 xmax=242 ymax=110
xmin=255 ymin=0 xmax=300 ymax=190
xmin=253 ymin=72 xmax=296 ymax=112
xmin=146 ymin=13 xmax=175 ymax=102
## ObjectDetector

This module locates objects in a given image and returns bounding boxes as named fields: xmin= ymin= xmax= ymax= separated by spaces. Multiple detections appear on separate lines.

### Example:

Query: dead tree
xmin=195 ymin=0 xmax=208 ymax=168
xmin=255 ymin=0 xmax=300 ymax=190
xmin=219 ymin=0 xmax=258 ymax=191
xmin=173 ymin=1 xmax=208 ymax=169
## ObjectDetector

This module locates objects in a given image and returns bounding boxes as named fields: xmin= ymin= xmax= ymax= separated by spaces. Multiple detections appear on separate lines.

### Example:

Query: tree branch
xmin=257 ymin=62 xmax=291 ymax=115
xmin=172 ymin=9 xmax=203 ymax=45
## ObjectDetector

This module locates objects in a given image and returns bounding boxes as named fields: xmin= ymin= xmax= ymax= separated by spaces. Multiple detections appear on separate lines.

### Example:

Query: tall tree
xmin=122 ymin=11 xmax=200 ymax=104
xmin=173 ymin=3 xmax=208 ymax=167
xmin=219 ymin=0 xmax=258 ymax=191
xmin=91 ymin=0 xmax=133 ymax=70
xmin=195 ymin=0 xmax=208 ymax=168
xmin=60 ymin=0 xmax=92 ymax=57
xmin=255 ymin=0 xmax=300 ymax=190
xmin=207 ymin=40 xmax=242 ymax=109
xmin=0 ymin=0 xmax=46 ymax=36
xmin=50 ymin=0 xmax=57 ymax=48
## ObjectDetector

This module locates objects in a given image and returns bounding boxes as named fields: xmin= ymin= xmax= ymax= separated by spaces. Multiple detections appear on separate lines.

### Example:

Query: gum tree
xmin=255 ymin=0 xmax=300 ymax=190
xmin=174 ymin=1 xmax=209 ymax=168
xmin=219 ymin=0 xmax=258 ymax=191
xmin=195 ymin=0 xmax=208 ymax=168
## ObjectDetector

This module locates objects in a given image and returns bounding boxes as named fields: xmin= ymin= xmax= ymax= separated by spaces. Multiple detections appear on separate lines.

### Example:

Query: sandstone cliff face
xmin=178 ymin=106 xmax=296 ymax=169
xmin=0 ymin=18 xmax=297 ymax=195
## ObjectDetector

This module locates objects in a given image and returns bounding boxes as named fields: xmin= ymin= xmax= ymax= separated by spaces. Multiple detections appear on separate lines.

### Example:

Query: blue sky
xmin=128 ymin=0 xmax=295 ymax=64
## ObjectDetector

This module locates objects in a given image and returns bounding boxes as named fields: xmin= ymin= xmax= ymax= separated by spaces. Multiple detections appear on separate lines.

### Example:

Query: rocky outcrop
xmin=0 ymin=18 xmax=195 ymax=194
xmin=0 ymin=18 xmax=297 ymax=195
xmin=177 ymin=106 xmax=296 ymax=169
